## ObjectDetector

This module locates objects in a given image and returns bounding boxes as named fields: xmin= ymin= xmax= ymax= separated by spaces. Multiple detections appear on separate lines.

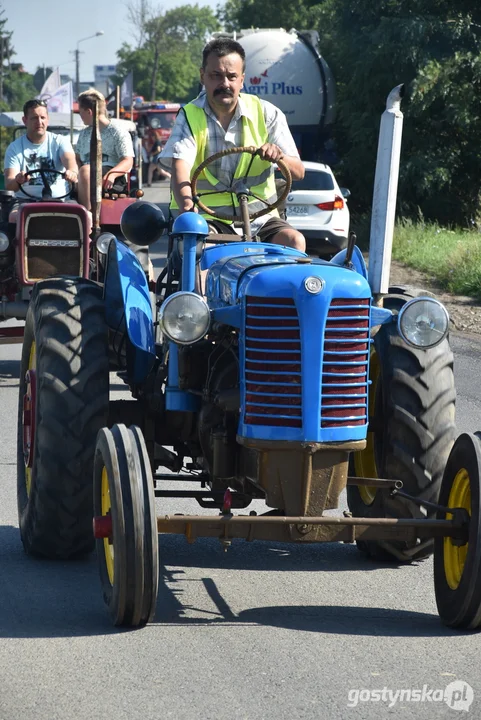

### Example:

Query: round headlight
xmin=0 ymin=231 xmax=10 ymax=253
xmin=96 ymin=233 xmax=115 ymax=255
xmin=160 ymin=291 xmax=210 ymax=345
xmin=398 ymin=297 xmax=449 ymax=349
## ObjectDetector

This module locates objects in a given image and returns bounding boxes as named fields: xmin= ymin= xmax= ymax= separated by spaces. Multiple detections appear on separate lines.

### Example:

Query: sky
xmin=5 ymin=0 xmax=218 ymax=82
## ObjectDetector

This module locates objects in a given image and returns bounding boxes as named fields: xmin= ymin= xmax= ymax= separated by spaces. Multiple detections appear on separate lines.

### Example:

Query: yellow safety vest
xmin=171 ymin=93 xmax=279 ymax=223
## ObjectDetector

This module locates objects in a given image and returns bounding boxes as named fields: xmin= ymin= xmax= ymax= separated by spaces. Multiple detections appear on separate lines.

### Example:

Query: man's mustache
xmin=214 ymin=88 xmax=234 ymax=96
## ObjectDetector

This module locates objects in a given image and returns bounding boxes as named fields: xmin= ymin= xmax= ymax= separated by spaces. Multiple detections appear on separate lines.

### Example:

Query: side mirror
xmin=120 ymin=201 xmax=168 ymax=246
xmin=340 ymin=187 xmax=351 ymax=200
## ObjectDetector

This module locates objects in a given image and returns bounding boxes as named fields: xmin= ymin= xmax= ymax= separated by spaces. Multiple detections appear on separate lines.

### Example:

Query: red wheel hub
xmin=93 ymin=515 xmax=113 ymax=539
xmin=23 ymin=369 xmax=37 ymax=468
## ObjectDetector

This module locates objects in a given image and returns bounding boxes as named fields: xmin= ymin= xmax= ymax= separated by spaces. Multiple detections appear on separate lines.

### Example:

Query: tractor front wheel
xmin=348 ymin=286 xmax=456 ymax=563
xmin=434 ymin=433 xmax=481 ymax=629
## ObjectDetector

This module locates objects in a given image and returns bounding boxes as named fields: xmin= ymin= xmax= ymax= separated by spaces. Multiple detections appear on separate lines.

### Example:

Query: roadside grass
xmin=392 ymin=220 xmax=481 ymax=299
xmin=350 ymin=213 xmax=481 ymax=299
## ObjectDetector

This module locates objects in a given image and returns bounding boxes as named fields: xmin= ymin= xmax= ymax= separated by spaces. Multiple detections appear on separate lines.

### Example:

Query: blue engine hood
xmin=206 ymin=250 xmax=370 ymax=306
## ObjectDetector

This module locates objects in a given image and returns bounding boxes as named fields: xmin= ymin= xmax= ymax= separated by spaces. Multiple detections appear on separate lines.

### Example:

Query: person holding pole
xmin=75 ymin=88 xmax=134 ymax=210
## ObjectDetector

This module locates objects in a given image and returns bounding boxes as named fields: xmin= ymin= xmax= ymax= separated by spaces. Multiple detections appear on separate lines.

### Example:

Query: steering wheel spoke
xmin=191 ymin=145 xmax=292 ymax=222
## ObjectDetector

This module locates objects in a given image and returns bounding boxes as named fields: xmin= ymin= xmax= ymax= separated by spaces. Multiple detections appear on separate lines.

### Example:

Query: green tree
xmin=0 ymin=3 xmax=36 ymax=111
xmin=217 ymin=0 xmax=322 ymax=34
xmin=115 ymin=3 xmax=220 ymax=103
xmin=318 ymin=0 xmax=481 ymax=225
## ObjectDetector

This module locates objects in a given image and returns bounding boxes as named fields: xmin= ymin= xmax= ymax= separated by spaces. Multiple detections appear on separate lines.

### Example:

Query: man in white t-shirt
xmin=4 ymin=99 xmax=78 ymax=201
xmin=75 ymin=89 xmax=134 ymax=210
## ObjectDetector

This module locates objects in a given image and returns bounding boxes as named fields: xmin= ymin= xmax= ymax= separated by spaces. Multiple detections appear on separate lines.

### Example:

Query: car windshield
xmin=149 ymin=112 xmax=176 ymax=130
xmin=292 ymin=170 xmax=335 ymax=191
xmin=276 ymin=168 xmax=335 ymax=191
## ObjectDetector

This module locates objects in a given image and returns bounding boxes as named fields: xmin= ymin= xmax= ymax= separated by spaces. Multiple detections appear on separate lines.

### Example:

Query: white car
xmin=277 ymin=161 xmax=350 ymax=256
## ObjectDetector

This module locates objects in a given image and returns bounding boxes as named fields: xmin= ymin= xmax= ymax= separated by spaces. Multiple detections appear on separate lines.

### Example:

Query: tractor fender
xmin=104 ymin=238 xmax=155 ymax=384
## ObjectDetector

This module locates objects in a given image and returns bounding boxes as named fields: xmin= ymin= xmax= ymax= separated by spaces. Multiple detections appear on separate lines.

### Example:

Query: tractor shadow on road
xmin=154 ymin=563 xmax=470 ymax=638
xmin=153 ymin=535 xmax=474 ymax=638
xmin=0 ymin=525 xmax=116 ymax=639
xmin=0 ymin=525 xmax=473 ymax=639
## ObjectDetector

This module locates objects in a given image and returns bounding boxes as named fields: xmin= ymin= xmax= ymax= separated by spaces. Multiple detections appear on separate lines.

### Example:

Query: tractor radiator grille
xmin=321 ymin=298 xmax=370 ymax=428
xmin=25 ymin=214 xmax=83 ymax=281
xmin=244 ymin=296 xmax=302 ymax=428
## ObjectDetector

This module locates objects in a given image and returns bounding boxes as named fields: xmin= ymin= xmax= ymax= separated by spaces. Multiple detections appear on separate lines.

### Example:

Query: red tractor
xmin=0 ymin=117 xmax=145 ymax=344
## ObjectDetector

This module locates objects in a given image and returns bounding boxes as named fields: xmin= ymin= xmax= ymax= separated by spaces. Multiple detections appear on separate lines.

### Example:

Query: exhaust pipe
xmin=368 ymin=83 xmax=405 ymax=299
xmin=0 ymin=300 xmax=28 ymax=320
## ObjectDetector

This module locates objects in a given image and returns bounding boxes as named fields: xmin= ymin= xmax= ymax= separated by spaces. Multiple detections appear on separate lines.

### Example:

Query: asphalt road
xmin=0 ymin=184 xmax=480 ymax=720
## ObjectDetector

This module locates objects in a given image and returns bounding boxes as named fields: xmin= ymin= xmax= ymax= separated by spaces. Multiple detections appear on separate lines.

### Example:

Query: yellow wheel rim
xmin=444 ymin=468 xmax=471 ymax=590
xmin=25 ymin=342 xmax=36 ymax=497
xmin=101 ymin=467 xmax=114 ymax=585
xmin=354 ymin=347 xmax=381 ymax=505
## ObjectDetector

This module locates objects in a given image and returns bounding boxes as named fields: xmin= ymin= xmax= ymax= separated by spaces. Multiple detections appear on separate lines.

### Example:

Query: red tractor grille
xmin=24 ymin=213 xmax=84 ymax=282
xmin=321 ymin=298 xmax=370 ymax=429
xmin=244 ymin=296 xmax=302 ymax=428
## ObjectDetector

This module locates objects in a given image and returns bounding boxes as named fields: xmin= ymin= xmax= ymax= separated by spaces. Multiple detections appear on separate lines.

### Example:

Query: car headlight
xmin=96 ymin=232 xmax=115 ymax=255
xmin=0 ymin=232 xmax=10 ymax=253
xmin=398 ymin=297 xmax=449 ymax=349
xmin=159 ymin=291 xmax=210 ymax=345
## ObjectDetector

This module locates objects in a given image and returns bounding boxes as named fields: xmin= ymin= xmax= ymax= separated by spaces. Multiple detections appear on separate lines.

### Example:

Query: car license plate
xmin=286 ymin=205 xmax=309 ymax=216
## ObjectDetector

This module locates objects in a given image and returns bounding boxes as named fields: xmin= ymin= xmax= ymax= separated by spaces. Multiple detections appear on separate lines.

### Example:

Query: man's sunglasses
xmin=23 ymin=100 xmax=47 ymax=114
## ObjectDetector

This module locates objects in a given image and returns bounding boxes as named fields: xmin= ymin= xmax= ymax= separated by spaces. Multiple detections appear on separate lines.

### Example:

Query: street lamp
xmin=74 ymin=31 xmax=104 ymax=99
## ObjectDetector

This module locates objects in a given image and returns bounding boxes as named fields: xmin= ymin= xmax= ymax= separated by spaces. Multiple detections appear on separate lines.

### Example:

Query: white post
xmin=368 ymin=84 xmax=404 ymax=296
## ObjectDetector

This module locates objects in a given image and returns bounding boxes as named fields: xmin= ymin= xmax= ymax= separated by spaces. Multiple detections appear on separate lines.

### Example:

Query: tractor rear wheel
xmin=17 ymin=277 xmax=109 ymax=559
xmin=348 ymin=286 xmax=456 ymax=562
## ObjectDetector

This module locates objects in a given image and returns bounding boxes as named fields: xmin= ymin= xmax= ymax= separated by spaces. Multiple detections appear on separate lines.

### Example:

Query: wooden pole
xmin=89 ymin=99 xmax=102 ymax=241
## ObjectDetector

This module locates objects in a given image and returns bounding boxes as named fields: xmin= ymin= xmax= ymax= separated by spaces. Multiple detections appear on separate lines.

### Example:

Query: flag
xmin=120 ymin=71 xmax=133 ymax=108
xmin=47 ymin=81 xmax=73 ymax=113
xmin=38 ymin=68 xmax=61 ymax=102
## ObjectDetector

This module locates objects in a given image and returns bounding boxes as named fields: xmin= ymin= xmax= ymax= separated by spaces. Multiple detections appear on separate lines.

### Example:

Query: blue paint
xmin=181 ymin=234 xmax=198 ymax=292
xmin=104 ymin=239 xmax=155 ymax=384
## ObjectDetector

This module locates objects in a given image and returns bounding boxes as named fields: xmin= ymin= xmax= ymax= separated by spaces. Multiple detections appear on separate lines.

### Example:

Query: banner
xmin=120 ymin=71 xmax=133 ymax=108
xmin=47 ymin=81 xmax=73 ymax=113
xmin=38 ymin=68 xmax=61 ymax=102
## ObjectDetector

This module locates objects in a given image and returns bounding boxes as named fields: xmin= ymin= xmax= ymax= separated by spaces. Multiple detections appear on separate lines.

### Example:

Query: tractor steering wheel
xmin=190 ymin=145 xmax=292 ymax=222
xmin=18 ymin=169 xmax=73 ymax=201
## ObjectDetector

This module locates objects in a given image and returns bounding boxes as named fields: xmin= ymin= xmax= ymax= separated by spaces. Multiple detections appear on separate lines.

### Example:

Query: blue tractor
xmin=18 ymin=91 xmax=474 ymax=630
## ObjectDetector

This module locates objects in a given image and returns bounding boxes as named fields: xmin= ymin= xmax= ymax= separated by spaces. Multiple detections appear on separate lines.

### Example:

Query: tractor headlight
xmin=398 ymin=297 xmax=449 ymax=349
xmin=96 ymin=233 xmax=115 ymax=255
xmin=0 ymin=232 xmax=10 ymax=253
xmin=159 ymin=291 xmax=210 ymax=345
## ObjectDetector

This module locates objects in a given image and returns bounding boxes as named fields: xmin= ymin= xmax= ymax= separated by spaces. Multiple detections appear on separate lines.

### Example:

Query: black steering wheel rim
xmin=190 ymin=145 xmax=292 ymax=222
xmin=18 ymin=168 xmax=72 ymax=201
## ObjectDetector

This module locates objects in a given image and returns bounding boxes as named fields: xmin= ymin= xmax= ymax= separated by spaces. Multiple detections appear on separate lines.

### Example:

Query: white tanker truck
xmin=212 ymin=28 xmax=336 ymax=162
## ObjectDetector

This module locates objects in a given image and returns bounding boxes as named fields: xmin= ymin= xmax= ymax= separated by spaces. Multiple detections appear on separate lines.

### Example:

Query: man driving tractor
xmin=160 ymin=37 xmax=306 ymax=252
xmin=4 ymin=98 xmax=78 ymax=211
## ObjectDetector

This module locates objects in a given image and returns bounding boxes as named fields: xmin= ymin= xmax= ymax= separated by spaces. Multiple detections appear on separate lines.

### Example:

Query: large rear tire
xmin=348 ymin=286 xmax=456 ymax=562
xmin=17 ymin=277 xmax=109 ymax=559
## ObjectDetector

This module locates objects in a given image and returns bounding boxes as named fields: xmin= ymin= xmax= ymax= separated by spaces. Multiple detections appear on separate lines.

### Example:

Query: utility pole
xmin=73 ymin=32 xmax=104 ymax=100
xmin=75 ymin=48 xmax=80 ymax=99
